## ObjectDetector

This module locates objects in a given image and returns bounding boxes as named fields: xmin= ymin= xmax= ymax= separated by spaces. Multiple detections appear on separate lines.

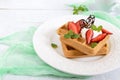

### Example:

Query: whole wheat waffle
xmin=60 ymin=35 xmax=109 ymax=55
xmin=57 ymin=23 xmax=68 ymax=35
xmin=61 ymin=41 xmax=109 ymax=58
xmin=57 ymin=23 xmax=110 ymax=55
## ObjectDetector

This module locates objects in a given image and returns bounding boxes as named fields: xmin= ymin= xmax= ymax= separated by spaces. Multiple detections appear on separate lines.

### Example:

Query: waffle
xmin=60 ymin=35 xmax=109 ymax=55
xmin=61 ymin=41 xmax=109 ymax=58
xmin=57 ymin=23 xmax=68 ymax=35
xmin=57 ymin=23 xmax=110 ymax=55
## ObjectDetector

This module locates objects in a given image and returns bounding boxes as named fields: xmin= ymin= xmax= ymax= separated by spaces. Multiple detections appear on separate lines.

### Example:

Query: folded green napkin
xmin=0 ymin=11 xmax=120 ymax=79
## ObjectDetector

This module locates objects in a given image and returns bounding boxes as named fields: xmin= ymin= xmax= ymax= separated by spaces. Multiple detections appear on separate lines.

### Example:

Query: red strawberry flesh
xmin=91 ymin=33 xmax=107 ymax=42
xmin=75 ymin=20 xmax=82 ymax=33
xmin=86 ymin=29 xmax=93 ymax=44
xmin=102 ymin=28 xmax=112 ymax=34
xmin=68 ymin=22 xmax=78 ymax=34
xmin=75 ymin=19 xmax=86 ymax=33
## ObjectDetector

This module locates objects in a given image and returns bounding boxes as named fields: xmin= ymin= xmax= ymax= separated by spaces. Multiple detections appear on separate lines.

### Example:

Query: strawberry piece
xmin=86 ymin=29 xmax=94 ymax=44
xmin=75 ymin=20 xmax=82 ymax=33
xmin=91 ymin=33 xmax=107 ymax=42
xmin=75 ymin=19 xmax=86 ymax=33
xmin=102 ymin=28 xmax=112 ymax=34
xmin=68 ymin=22 xmax=78 ymax=34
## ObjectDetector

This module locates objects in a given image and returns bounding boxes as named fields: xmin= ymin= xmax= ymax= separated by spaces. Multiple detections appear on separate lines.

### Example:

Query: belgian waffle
xmin=61 ymin=41 xmax=109 ymax=58
xmin=57 ymin=23 xmax=68 ymax=35
xmin=60 ymin=35 xmax=109 ymax=55
xmin=57 ymin=23 xmax=110 ymax=55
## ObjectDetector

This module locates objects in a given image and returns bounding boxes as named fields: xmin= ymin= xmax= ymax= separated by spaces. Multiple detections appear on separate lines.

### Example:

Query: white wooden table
xmin=0 ymin=0 xmax=120 ymax=80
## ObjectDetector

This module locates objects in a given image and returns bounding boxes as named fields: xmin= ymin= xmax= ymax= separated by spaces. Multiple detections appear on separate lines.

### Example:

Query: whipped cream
xmin=81 ymin=28 xmax=102 ymax=39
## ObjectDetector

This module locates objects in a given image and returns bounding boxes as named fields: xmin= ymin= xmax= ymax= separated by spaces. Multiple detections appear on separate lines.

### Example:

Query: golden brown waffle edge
xmin=60 ymin=35 xmax=110 ymax=55
xmin=61 ymin=41 xmax=109 ymax=58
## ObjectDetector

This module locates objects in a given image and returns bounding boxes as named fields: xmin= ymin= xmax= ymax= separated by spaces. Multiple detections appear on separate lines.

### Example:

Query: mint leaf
xmin=51 ymin=43 xmax=58 ymax=48
xmin=97 ymin=25 xmax=102 ymax=32
xmin=73 ymin=6 xmax=79 ymax=15
xmin=64 ymin=30 xmax=80 ymax=39
xmin=91 ymin=25 xmax=102 ymax=32
xmin=90 ymin=42 xmax=98 ymax=48
xmin=72 ymin=5 xmax=88 ymax=15
xmin=68 ymin=30 xmax=74 ymax=35
xmin=64 ymin=30 xmax=73 ymax=39
xmin=64 ymin=34 xmax=71 ymax=38
xmin=91 ymin=25 xmax=97 ymax=30
xmin=78 ymin=5 xmax=88 ymax=11
xmin=73 ymin=11 xmax=78 ymax=15
xmin=71 ymin=34 xmax=80 ymax=38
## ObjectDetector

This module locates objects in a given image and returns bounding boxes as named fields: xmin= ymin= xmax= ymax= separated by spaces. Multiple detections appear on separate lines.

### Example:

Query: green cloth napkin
xmin=0 ymin=11 xmax=120 ymax=79
xmin=0 ymin=27 xmax=90 ymax=79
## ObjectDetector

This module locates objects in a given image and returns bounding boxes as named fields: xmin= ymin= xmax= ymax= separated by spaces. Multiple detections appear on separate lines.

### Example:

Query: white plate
xmin=33 ymin=15 xmax=120 ymax=76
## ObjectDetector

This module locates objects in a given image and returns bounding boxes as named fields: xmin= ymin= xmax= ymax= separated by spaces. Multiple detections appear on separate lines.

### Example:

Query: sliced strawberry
xmin=102 ymin=28 xmax=112 ymax=34
xmin=75 ymin=20 xmax=82 ymax=33
xmin=75 ymin=19 xmax=86 ymax=33
xmin=68 ymin=22 xmax=78 ymax=34
xmin=86 ymin=29 xmax=94 ymax=44
xmin=91 ymin=33 xmax=107 ymax=42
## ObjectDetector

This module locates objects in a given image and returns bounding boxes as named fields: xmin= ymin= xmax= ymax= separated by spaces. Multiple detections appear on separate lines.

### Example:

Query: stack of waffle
xmin=57 ymin=23 xmax=110 ymax=58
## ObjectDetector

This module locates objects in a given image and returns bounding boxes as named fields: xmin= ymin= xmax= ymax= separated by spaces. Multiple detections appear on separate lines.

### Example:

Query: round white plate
xmin=33 ymin=15 xmax=120 ymax=76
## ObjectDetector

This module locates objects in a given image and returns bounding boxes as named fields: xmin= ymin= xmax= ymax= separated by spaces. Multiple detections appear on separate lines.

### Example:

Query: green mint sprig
xmin=51 ymin=43 xmax=58 ymax=48
xmin=73 ymin=5 xmax=88 ymax=15
xmin=64 ymin=30 xmax=80 ymax=39
xmin=91 ymin=25 xmax=102 ymax=32
xmin=90 ymin=42 xmax=98 ymax=48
